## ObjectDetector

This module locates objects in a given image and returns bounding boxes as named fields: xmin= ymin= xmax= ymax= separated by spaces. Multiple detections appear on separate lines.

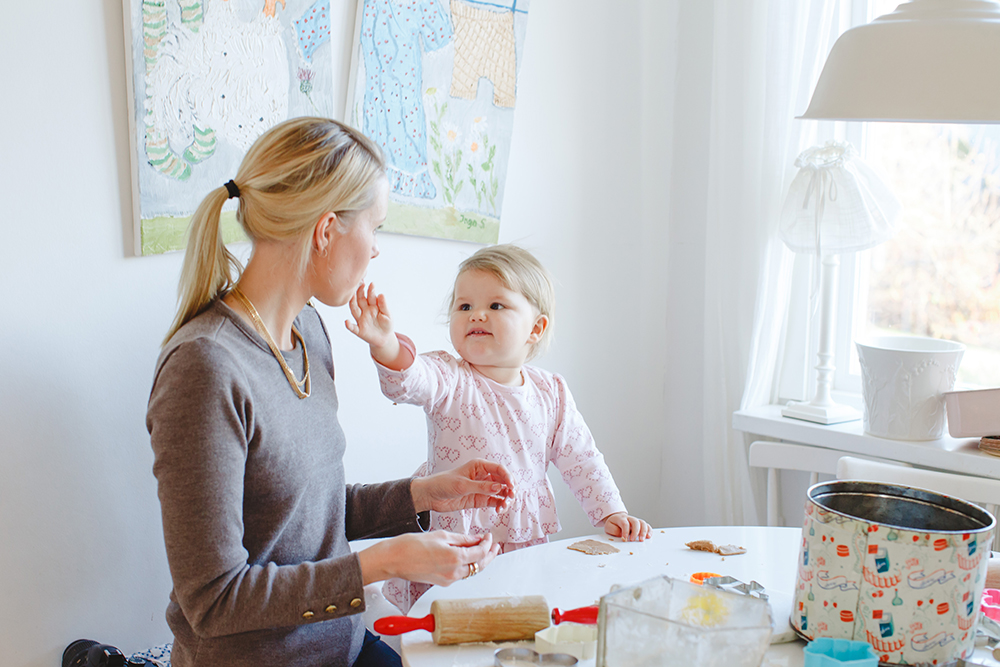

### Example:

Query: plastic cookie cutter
xmin=494 ymin=647 xmax=578 ymax=666
xmin=982 ymin=589 xmax=1000 ymax=622
xmin=803 ymin=638 xmax=877 ymax=667
xmin=703 ymin=575 xmax=769 ymax=602
xmin=689 ymin=571 xmax=723 ymax=586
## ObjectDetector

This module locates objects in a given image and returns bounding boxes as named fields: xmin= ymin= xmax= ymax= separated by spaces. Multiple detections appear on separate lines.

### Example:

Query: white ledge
xmin=733 ymin=403 xmax=1000 ymax=479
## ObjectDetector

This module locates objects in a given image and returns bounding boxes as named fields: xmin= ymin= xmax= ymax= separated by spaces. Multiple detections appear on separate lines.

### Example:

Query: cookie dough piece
xmin=568 ymin=539 xmax=621 ymax=555
xmin=716 ymin=544 xmax=747 ymax=556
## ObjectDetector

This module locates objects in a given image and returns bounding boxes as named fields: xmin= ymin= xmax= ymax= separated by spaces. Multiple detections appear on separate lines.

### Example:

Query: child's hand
xmin=603 ymin=512 xmax=652 ymax=542
xmin=346 ymin=282 xmax=400 ymax=362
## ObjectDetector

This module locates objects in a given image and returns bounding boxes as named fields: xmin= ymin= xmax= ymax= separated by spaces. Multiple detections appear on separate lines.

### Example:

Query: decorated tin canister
xmin=792 ymin=480 xmax=994 ymax=666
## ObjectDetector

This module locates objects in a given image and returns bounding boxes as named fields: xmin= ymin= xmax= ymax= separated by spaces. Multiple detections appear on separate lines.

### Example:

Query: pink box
xmin=944 ymin=387 xmax=1000 ymax=438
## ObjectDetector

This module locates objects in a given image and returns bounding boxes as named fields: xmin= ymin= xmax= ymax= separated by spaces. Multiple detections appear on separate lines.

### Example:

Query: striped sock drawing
xmin=183 ymin=125 xmax=217 ymax=164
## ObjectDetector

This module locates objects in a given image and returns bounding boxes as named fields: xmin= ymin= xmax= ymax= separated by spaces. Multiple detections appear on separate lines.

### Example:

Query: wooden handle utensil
xmin=373 ymin=595 xmax=550 ymax=645
xmin=551 ymin=605 xmax=598 ymax=625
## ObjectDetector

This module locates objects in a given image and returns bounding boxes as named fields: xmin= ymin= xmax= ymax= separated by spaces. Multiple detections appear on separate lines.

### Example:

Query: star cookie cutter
xmin=702 ymin=575 xmax=769 ymax=602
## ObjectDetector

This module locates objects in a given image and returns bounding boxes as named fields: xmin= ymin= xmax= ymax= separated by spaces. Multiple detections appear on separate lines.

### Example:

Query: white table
xmin=400 ymin=526 xmax=806 ymax=667
xmin=397 ymin=525 xmax=1000 ymax=666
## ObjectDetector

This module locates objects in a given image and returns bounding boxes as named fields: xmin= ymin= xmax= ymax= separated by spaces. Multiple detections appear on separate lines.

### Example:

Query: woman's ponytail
xmin=162 ymin=186 xmax=242 ymax=345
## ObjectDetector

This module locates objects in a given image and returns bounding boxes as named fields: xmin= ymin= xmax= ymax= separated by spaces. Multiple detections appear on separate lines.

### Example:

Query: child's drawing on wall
xmin=125 ymin=0 xmax=337 ymax=255
xmin=348 ymin=0 xmax=530 ymax=244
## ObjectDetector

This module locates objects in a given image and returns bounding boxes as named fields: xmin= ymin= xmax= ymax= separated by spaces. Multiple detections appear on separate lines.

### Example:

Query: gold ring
xmin=465 ymin=562 xmax=479 ymax=579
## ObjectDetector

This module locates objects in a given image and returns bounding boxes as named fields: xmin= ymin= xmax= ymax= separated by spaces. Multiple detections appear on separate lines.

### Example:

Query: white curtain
xmin=699 ymin=0 xmax=840 ymax=525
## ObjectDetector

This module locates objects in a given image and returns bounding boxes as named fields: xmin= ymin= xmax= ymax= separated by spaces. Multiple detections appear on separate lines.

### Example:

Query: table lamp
xmin=779 ymin=141 xmax=900 ymax=424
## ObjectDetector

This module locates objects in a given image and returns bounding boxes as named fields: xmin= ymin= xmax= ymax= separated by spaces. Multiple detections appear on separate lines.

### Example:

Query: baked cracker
xmin=685 ymin=539 xmax=717 ymax=553
xmin=685 ymin=539 xmax=747 ymax=556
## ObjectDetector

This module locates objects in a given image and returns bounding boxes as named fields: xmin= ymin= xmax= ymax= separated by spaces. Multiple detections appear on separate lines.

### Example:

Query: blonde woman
xmin=146 ymin=117 xmax=513 ymax=667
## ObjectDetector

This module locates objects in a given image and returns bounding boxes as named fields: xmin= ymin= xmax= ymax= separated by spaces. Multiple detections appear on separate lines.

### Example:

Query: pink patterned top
xmin=377 ymin=335 xmax=627 ymax=544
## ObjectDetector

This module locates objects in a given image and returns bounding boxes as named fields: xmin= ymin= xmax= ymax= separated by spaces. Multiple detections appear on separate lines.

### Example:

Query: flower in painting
xmin=444 ymin=124 xmax=461 ymax=145
xmin=298 ymin=67 xmax=314 ymax=96
xmin=470 ymin=115 xmax=488 ymax=141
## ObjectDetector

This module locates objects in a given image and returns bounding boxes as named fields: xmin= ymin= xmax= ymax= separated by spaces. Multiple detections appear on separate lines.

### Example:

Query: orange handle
xmin=551 ymin=605 xmax=599 ymax=625
xmin=373 ymin=614 xmax=436 ymax=635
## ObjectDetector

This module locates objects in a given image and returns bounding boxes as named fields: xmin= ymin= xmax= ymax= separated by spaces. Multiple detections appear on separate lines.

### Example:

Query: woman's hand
xmin=358 ymin=531 xmax=501 ymax=586
xmin=411 ymin=459 xmax=515 ymax=514
xmin=345 ymin=282 xmax=408 ymax=369
xmin=602 ymin=512 xmax=652 ymax=542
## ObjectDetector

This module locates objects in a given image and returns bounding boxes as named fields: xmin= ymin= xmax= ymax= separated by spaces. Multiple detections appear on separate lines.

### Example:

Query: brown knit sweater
xmin=147 ymin=301 xmax=425 ymax=667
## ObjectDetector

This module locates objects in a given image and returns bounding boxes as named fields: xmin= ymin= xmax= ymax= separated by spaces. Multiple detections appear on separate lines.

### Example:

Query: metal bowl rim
xmin=806 ymin=479 xmax=996 ymax=534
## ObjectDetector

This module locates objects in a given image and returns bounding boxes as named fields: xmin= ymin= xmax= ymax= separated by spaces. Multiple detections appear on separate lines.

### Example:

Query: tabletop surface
xmin=400 ymin=525 xmax=805 ymax=667
xmin=397 ymin=525 xmax=1000 ymax=667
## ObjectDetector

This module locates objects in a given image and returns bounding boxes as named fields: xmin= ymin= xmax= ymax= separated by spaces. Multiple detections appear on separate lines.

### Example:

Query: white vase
xmin=856 ymin=336 xmax=964 ymax=440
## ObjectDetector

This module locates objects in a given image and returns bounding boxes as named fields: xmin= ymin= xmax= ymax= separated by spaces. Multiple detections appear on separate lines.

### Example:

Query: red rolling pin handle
xmin=551 ymin=605 xmax=599 ymax=625
xmin=373 ymin=614 xmax=436 ymax=635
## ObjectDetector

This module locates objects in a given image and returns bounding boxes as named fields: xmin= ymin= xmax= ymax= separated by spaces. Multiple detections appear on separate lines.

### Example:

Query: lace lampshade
xmin=778 ymin=141 xmax=900 ymax=425
xmin=779 ymin=141 xmax=900 ymax=256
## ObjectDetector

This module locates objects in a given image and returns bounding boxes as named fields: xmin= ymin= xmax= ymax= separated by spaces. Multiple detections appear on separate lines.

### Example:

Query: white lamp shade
xmin=779 ymin=142 xmax=901 ymax=255
xmin=800 ymin=0 xmax=1000 ymax=123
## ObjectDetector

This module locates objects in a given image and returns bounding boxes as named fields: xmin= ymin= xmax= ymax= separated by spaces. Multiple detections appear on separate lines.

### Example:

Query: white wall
xmin=0 ymin=1 xmax=717 ymax=665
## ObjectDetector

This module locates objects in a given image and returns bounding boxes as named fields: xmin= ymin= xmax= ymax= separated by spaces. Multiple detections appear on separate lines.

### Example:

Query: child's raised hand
xmin=346 ymin=282 xmax=395 ymax=347
xmin=603 ymin=512 xmax=652 ymax=542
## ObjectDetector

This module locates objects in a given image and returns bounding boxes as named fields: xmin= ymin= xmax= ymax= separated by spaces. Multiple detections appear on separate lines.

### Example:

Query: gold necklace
xmin=230 ymin=286 xmax=311 ymax=399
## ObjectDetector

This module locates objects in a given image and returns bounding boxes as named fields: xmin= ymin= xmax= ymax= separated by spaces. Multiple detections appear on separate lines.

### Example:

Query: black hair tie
xmin=224 ymin=180 xmax=240 ymax=199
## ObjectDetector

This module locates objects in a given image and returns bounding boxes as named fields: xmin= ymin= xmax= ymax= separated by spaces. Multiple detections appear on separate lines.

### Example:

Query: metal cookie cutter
xmin=494 ymin=647 xmax=578 ymax=666
xmin=702 ymin=575 xmax=769 ymax=602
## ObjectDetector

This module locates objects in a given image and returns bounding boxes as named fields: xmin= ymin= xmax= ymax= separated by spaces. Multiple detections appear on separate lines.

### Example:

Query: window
xmin=781 ymin=0 xmax=1000 ymax=405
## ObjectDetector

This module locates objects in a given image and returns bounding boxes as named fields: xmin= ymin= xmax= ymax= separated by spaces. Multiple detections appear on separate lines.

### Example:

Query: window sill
xmin=732 ymin=404 xmax=1000 ymax=479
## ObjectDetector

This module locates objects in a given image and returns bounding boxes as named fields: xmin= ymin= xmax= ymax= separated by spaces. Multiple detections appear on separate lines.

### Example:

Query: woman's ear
xmin=527 ymin=314 xmax=549 ymax=344
xmin=312 ymin=212 xmax=338 ymax=255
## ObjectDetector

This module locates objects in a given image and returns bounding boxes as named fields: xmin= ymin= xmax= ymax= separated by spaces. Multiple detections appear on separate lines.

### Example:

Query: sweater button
xmin=350 ymin=598 xmax=362 ymax=608
xmin=303 ymin=610 xmax=315 ymax=619
xmin=325 ymin=605 xmax=337 ymax=613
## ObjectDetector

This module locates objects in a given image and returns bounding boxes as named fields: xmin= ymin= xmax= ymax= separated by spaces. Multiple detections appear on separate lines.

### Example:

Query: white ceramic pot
xmin=856 ymin=336 xmax=964 ymax=441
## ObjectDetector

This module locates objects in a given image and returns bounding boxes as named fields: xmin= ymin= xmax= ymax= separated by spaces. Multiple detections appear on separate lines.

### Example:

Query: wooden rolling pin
xmin=373 ymin=596 xmax=550 ymax=645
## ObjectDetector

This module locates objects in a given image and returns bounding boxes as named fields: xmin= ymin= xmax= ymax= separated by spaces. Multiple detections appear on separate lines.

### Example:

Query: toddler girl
xmin=347 ymin=244 xmax=650 ymax=610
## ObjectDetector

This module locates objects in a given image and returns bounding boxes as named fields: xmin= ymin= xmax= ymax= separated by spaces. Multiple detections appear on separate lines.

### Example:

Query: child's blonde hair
xmin=452 ymin=244 xmax=555 ymax=361
xmin=164 ymin=117 xmax=385 ymax=344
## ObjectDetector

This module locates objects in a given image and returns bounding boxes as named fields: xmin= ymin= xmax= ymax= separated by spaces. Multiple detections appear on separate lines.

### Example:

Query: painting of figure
xmin=124 ymin=0 xmax=337 ymax=255
xmin=347 ymin=0 xmax=530 ymax=244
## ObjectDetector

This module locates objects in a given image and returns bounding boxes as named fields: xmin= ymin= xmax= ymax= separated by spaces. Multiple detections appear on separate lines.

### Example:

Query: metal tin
xmin=793 ymin=480 xmax=995 ymax=666
xmin=494 ymin=647 xmax=579 ymax=666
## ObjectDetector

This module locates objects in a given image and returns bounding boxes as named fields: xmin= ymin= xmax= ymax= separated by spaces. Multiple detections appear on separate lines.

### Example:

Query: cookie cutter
xmin=802 ymin=637 xmax=877 ymax=667
xmin=702 ymin=575 xmax=769 ymax=602
xmin=494 ymin=647 xmax=578 ymax=666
